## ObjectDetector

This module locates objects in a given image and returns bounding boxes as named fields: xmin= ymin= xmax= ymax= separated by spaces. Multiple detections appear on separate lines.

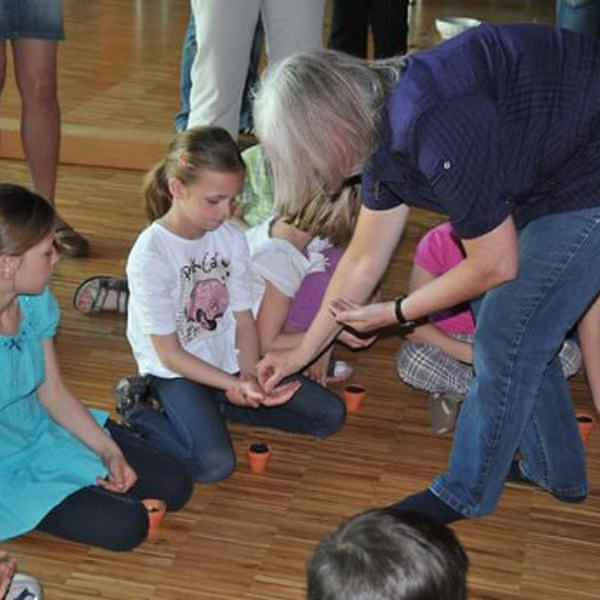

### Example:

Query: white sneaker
xmin=429 ymin=392 xmax=463 ymax=435
xmin=327 ymin=360 xmax=355 ymax=384
xmin=6 ymin=573 xmax=43 ymax=600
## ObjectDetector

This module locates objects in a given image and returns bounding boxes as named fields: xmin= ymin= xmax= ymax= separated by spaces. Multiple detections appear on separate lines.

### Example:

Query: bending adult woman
xmin=254 ymin=24 xmax=600 ymax=522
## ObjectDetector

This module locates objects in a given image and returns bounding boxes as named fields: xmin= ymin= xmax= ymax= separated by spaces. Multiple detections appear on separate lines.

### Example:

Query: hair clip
xmin=178 ymin=151 xmax=187 ymax=168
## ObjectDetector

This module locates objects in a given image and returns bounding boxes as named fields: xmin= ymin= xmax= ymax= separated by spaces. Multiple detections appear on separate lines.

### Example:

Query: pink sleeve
xmin=414 ymin=222 xmax=464 ymax=276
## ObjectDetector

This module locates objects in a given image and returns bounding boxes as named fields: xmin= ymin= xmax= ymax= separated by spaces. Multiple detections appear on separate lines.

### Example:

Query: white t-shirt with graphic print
xmin=126 ymin=222 xmax=253 ymax=378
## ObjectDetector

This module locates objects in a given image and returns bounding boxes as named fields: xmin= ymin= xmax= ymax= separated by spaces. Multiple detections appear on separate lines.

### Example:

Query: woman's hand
xmin=226 ymin=375 xmax=264 ymax=408
xmin=337 ymin=328 xmax=377 ymax=350
xmin=0 ymin=551 xmax=17 ymax=599
xmin=257 ymin=348 xmax=305 ymax=393
xmin=261 ymin=380 xmax=302 ymax=407
xmin=330 ymin=297 xmax=397 ymax=333
xmin=97 ymin=447 xmax=137 ymax=493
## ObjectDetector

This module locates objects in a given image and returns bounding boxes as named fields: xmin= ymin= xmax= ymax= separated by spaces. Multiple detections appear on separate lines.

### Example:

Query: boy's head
xmin=307 ymin=509 xmax=468 ymax=600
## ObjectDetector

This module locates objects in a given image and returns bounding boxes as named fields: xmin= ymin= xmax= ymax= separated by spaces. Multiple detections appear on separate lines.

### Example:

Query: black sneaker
xmin=114 ymin=375 xmax=152 ymax=418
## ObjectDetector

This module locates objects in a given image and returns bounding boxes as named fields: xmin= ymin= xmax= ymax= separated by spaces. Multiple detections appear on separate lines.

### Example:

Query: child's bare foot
xmin=73 ymin=276 xmax=129 ymax=314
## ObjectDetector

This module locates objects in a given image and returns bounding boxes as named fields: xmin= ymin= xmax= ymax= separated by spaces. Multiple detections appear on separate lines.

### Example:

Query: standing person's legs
xmin=328 ymin=0 xmax=370 ymax=58
xmin=12 ymin=37 xmax=89 ymax=256
xmin=239 ymin=20 xmax=264 ymax=134
xmin=223 ymin=374 xmax=346 ymax=437
xmin=125 ymin=376 xmax=236 ymax=483
xmin=262 ymin=0 xmax=325 ymax=66
xmin=556 ymin=0 xmax=600 ymax=39
xmin=515 ymin=353 xmax=586 ymax=498
xmin=12 ymin=39 xmax=59 ymax=203
xmin=174 ymin=11 xmax=197 ymax=132
xmin=370 ymin=0 xmax=409 ymax=57
xmin=188 ymin=0 xmax=260 ymax=137
xmin=428 ymin=207 xmax=600 ymax=519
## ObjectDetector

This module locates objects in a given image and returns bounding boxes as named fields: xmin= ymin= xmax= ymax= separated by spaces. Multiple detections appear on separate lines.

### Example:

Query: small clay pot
xmin=577 ymin=412 xmax=596 ymax=446
xmin=343 ymin=384 xmax=366 ymax=413
xmin=248 ymin=442 xmax=271 ymax=473
xmin=142 ymin=498 xmax=167 ymax=531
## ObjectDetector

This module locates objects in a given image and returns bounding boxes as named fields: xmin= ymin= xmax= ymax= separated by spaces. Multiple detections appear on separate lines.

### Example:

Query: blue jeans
xmin=174 ymin=12 xmax=263 ymax=132
xmin=127 ymin=374 xmax=346 ymax=482
xmin=556 ymin=0 xmax=600 ymax=39
xmin=432 ymin=207 xmax=600 ymax=517
xmin=0 ymin=0 xmax=64 ymax=40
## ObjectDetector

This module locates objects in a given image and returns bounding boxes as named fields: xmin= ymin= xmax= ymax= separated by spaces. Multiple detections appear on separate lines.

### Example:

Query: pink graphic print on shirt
xmin=184 ymin=278 xmax=229 ymax=330
xmin=177 ymin=251 xmax=231 ymax=343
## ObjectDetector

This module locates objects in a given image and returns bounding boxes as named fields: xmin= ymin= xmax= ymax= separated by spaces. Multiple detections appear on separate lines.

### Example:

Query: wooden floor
xmin=3 ymin=1 xmax=600 ymax=599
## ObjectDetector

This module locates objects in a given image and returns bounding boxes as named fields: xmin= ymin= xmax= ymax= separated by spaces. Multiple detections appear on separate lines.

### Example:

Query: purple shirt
xmin=363 ymin=24 xmax=600 ymax=239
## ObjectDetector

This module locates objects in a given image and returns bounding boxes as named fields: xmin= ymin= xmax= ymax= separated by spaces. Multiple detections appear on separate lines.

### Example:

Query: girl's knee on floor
xmin=104 ymin=502 xmax=150 ymax=551
xmin=314 ymin=395 xmax=346 ymax=437
xmin=187 ymin=445 xmax=236 ymax=483
xmin=293 ymin=377 xmax=347 ymax=437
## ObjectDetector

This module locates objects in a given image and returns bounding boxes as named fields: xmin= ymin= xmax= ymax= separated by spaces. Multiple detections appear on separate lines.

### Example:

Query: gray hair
xmin=253 ymin=49 xmax=405 ymax=216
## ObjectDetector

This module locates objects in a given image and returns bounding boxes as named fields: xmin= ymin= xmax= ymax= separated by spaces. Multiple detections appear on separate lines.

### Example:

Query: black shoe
xmin=114 ymin=375 xmax=152 ymax=418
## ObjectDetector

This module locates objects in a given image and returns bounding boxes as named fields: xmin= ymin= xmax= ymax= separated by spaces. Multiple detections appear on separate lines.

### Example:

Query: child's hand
xmin=261 ymin=380 xmax=302 ymax=407
xmin=330 ymin=297 xmax=396 ymax=333
xmin=338 ymin=328 xmax=377 ymax=350
xmin=226 ymin=375 xmax=263 ymax=408
xmin=98 ymin=447 xmax=138 ymax=493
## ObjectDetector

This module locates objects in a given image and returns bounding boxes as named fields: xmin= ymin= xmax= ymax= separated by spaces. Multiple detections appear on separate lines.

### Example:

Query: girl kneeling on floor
xmin=121 ymin=126 xmax=346 ymax=482
xmin=0 ymin=184 xmax=192 ymax=552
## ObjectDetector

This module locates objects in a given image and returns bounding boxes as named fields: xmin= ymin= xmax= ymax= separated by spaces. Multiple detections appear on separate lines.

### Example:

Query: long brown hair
xmin=0 ymin=183 xmax=56 ymax=255
xmin=143 ymin=126 xmax=245 ymax=221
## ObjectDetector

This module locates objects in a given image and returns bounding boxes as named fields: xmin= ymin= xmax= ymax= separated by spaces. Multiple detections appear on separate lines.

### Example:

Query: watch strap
xmin=394 ymin=295 xmax=417 ymax=329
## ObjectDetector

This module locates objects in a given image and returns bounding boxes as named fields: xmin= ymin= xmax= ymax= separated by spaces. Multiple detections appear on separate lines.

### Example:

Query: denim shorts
xmin=0 ymin=0 xmax=64 ymax=41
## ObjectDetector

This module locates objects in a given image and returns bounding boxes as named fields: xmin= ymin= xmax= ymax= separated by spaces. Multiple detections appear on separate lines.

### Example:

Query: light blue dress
xmin=0 ymin=287 xmax=108 ymax=540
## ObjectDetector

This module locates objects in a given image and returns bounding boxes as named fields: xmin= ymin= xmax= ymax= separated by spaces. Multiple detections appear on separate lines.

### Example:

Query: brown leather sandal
xmin=54 ymin=220 xmax=90 ymax=257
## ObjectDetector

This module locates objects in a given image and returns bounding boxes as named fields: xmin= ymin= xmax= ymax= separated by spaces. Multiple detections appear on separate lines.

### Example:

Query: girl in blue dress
xmin=0 ymin=183 xmax=192 ymax=551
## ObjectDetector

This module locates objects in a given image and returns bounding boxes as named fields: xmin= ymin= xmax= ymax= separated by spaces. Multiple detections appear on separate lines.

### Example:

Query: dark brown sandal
xmin=55 ymin=222 xmax=90 ymax=257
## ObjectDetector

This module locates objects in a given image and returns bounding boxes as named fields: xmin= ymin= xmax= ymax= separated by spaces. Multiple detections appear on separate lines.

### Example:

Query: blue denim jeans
xmin=0 ymin=0 xmax=64 ymax=40
xmin=126 ymin=374 xmax=345 ymax=482
xmin=432 ymin=207 xmax=600 ymax=517
xmin=556 ymin=0 xmax=600 ymax=39
xmin=174 ymin=12 xmax=263 ymax=132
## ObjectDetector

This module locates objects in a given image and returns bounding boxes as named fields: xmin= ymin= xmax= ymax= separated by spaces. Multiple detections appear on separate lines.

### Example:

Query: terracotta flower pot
xmin=577 ymin=412 xmax=596 ymax=446
xmin=343 ymin=384 xmax=366 ymax=413
xmin=142 ymin=498 xmax=167 ymax=532
xmin=248 ymin=442 xmax=271 ymax=473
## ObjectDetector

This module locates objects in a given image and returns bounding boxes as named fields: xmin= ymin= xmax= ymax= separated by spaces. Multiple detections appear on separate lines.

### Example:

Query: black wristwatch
xmin=394 ymin=295 xmax=417 ymax=329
